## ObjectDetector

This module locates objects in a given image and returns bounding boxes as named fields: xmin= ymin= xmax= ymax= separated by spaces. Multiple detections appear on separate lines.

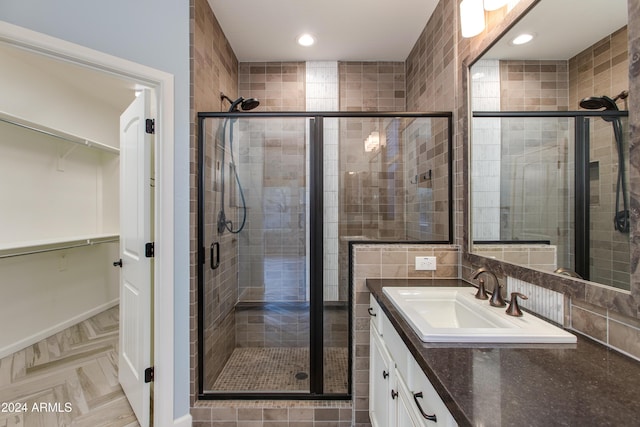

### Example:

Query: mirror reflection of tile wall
xmin=569 ymin=27 xmax=630 ymax=289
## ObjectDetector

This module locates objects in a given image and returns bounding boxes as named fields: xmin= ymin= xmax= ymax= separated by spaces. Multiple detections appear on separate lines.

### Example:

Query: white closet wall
xmin=0 ymin=44 xmax=132 ymax=358
xmin=0 ymin=44 xmax=124 ymax=147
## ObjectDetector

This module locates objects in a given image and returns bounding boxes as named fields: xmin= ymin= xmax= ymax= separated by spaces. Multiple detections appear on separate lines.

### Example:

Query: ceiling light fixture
xmin=512 ymin=33 xmax=534 ymax=45
xmin=460 ymin=0 xmax=485 ymax=38
xmin=483 ymin=0 xmax=509 ymax=11
xmin=364 ymin=131 xmax=381 ymax=152
xmin=297 ymin=33 xmax=315 ymax=47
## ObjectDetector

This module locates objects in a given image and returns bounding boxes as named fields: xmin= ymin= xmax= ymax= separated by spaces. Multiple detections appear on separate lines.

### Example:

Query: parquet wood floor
xmin=0 ymin=306 xmax=139 ymax=427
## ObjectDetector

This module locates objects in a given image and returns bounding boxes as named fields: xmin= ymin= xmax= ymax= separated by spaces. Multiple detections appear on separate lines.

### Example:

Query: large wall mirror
xmin=469 ymin=0 xmax=630 ymax=292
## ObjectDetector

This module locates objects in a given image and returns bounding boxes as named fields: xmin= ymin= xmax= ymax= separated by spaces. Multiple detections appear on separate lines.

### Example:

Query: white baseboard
xmin=0 ymin=298 xmax=119 ymax=359
xmin=172 ymin=413 xmax=192 ymax=427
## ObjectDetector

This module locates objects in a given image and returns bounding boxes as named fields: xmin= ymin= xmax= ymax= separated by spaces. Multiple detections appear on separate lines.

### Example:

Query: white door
xmin=118 ymin=89 xmax=152 ymax=427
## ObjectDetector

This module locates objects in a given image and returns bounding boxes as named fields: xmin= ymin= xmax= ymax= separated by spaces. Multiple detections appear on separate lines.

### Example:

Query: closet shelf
xmin=0 ymin=111 xmax=119 ymax=155
xmin=0 ymin=234 xmax=119 ymax=259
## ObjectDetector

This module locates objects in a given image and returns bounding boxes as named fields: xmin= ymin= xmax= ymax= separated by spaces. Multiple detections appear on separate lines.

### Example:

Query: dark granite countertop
xmin=367 ymin=278 xmax=640 ymax=427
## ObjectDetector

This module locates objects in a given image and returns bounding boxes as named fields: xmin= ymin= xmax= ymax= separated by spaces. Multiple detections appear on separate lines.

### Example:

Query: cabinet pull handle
xmin=391 ymin=389 xmax=398 ymax=399
xmin=368 ymin=307 xmax=377 ymax=317
xmin=382 ymin=370 xmax=389 ymax=379
xmin=413 ymin=392 xmax=437 ymax=422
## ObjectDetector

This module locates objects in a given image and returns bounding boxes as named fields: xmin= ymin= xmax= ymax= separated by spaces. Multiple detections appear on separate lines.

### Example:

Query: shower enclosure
xmin=197 ymin=111 xmax=452 ymax=399
xmin=472 ymin=109 xmax=630 ymax=289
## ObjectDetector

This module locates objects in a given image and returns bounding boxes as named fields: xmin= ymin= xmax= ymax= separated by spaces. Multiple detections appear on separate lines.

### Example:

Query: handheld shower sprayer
xmin=579 ymin=90 xmax=628 ymax=115
xmin=217 ymin=94 xmax=260 ymax=235
xmin=579 ymin=90 xmax=629 ymax=233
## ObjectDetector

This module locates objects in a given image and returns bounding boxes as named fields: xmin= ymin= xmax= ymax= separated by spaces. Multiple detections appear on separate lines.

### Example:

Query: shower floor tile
xmin=210 ymin=347 xmax=348 ymax=393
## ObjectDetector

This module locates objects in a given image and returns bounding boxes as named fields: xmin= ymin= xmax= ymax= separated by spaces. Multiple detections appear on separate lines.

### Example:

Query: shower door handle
xmin=210 ymin=242 xmax=220 ymax=270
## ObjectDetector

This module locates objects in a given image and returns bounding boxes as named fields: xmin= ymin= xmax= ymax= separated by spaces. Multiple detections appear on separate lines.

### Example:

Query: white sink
xmin=382 ymin=287 xmax=576 ymax=343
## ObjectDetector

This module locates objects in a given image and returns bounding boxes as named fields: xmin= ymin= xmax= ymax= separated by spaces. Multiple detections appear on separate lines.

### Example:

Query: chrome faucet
xmin=472 ymin=267 xmax=506 ymax=307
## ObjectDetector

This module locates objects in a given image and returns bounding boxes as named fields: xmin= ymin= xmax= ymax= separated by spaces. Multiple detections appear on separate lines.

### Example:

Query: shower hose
xmin=217 ymin=116 xmax=247 ymax=234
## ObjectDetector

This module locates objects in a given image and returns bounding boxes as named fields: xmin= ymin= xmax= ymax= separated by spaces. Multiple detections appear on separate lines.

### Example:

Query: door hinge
xmin=145 ymin=242 xmax=155 ymax=258
xmin=144 ymin=367 xmax=154 ymax=383
xmin=145 ymin=118 xmax=155 ymax=134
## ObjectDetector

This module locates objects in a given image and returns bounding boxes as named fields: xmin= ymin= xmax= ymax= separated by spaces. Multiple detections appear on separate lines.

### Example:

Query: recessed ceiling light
xmin=512 ymin=33 xmax=534 ymax=45
xmin=297 ymin=33 xmax=315 ymax=47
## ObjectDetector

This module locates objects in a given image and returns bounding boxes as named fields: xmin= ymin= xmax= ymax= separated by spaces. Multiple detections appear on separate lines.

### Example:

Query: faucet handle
xmin=474 ymin=278 xmax=489 ymax=300
xmin=506 ymin=292 xmax=528 ymax=317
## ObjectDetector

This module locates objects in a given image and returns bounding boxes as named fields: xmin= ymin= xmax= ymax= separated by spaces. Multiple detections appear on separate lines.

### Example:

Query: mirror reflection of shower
xmin=217 ymin=93 xmax=260 ymax=234
xmin=579 ymin=90 xmax=629 ymax=233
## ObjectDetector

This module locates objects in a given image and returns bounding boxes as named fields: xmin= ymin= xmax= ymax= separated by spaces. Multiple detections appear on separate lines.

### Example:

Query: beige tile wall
xmin=338 ymin=62 xmax=405 ymax=112
xmin=473 ymin=244 xmax=557 ymax=272
xmin=569 ymin=27 xmax=630 ymax=290
xmin=405 ymin=0 xmax=456 ymax=246
xmin=239 ymin=62 xmax=306 ymax=111
xmin=499 ymin=60 xmax=569 ymax=111
xmin=191 ymin=0 xmax=240 ymax=404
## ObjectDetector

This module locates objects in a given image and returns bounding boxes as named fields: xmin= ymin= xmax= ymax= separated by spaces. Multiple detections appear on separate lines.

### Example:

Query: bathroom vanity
xmin=367 ymin=278 xmax=640 ymax=426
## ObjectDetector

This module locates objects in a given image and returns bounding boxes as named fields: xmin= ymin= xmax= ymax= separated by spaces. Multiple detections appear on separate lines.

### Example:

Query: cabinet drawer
xmin=369 ymin=294 xmax=384 ymax=335
xmin=408 ymin=356 xmax=457 ymax=427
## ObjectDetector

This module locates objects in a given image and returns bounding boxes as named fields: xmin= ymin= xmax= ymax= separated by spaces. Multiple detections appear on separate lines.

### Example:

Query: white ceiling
xmin=210 ymin=0 xmax=628 ymax=63
xmin=207 ymin=0 xmax=439 ymax=62
xmin=0 ymin=43 xmax=137 ymax=111
xmin=484 ymin=0 xmax=628 ymax=60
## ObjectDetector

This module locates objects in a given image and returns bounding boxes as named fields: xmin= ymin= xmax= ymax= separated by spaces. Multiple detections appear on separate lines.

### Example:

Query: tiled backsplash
xmin=474 ymin=244 xmax=557 ymax=273
xmin=506 ymin=277 xmax=564 ymax=325
xmin=570 ymin=298 xmax=640 ymax=361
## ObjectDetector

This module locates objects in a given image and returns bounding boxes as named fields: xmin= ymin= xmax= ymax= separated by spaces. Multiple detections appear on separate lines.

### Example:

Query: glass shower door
xmin=199 ymin=115 xmax=313 ymax=395
xmin=199 ymin=111 xmax=448 ymax=399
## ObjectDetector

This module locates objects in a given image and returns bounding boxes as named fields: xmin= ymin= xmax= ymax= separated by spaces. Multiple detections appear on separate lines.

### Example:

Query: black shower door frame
xmin=197 ymin=111 xmax=453 ymax=400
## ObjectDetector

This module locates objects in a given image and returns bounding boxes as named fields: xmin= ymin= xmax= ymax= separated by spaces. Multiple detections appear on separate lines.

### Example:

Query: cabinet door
xmin=396 ymin=373 xmax=419 ymax=427
xmin=370 ymin=327 xmax=394 ymax=427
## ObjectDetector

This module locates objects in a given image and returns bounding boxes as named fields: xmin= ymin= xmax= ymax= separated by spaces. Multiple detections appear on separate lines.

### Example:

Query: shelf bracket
xmin=57 ymin=143 xmax=78 ymax=171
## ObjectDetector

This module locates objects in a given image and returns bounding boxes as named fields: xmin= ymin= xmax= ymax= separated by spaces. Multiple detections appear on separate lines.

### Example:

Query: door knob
xmin=113 ymin=259 xmax=123 ymax=268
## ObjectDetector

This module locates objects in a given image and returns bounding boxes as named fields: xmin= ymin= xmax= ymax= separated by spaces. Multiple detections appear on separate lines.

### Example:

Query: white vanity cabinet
xmin=369 ymin=295 xmax=458 ymax=427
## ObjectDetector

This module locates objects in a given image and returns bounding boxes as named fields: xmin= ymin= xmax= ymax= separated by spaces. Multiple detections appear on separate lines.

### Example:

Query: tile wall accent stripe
xmin=306 ymin=61 xmax=340 ymax=301
xmin=471 ymin=59 xmax=501 ymax=241
xmin=506 ymin=277 xmax=564 ymax=325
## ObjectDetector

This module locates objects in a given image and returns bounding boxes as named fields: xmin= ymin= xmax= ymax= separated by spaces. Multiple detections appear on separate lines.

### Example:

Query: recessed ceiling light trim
xmin=511 ymin=33 xmax=534 ymax=45
xmin=297 ymin=33 xmax=316 ymax=47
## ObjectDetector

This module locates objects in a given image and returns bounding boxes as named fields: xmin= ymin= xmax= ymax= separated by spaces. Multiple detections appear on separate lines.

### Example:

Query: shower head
xmin=240 ymin=97 xmax=260 ymax=111
xmin=220 ymin=93 xmax=260 ymax=112
xmin=579 ymin=95 xmax=618 ymax=111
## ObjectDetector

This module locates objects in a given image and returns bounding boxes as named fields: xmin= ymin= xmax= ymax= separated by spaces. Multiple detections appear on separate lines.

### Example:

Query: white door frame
xmin=0 ymin=21 xmax=176 ymax=427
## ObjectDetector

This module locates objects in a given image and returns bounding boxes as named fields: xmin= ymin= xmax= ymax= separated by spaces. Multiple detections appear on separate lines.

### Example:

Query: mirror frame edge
xmin=461 ymin=0 xmax=640 ymax=320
